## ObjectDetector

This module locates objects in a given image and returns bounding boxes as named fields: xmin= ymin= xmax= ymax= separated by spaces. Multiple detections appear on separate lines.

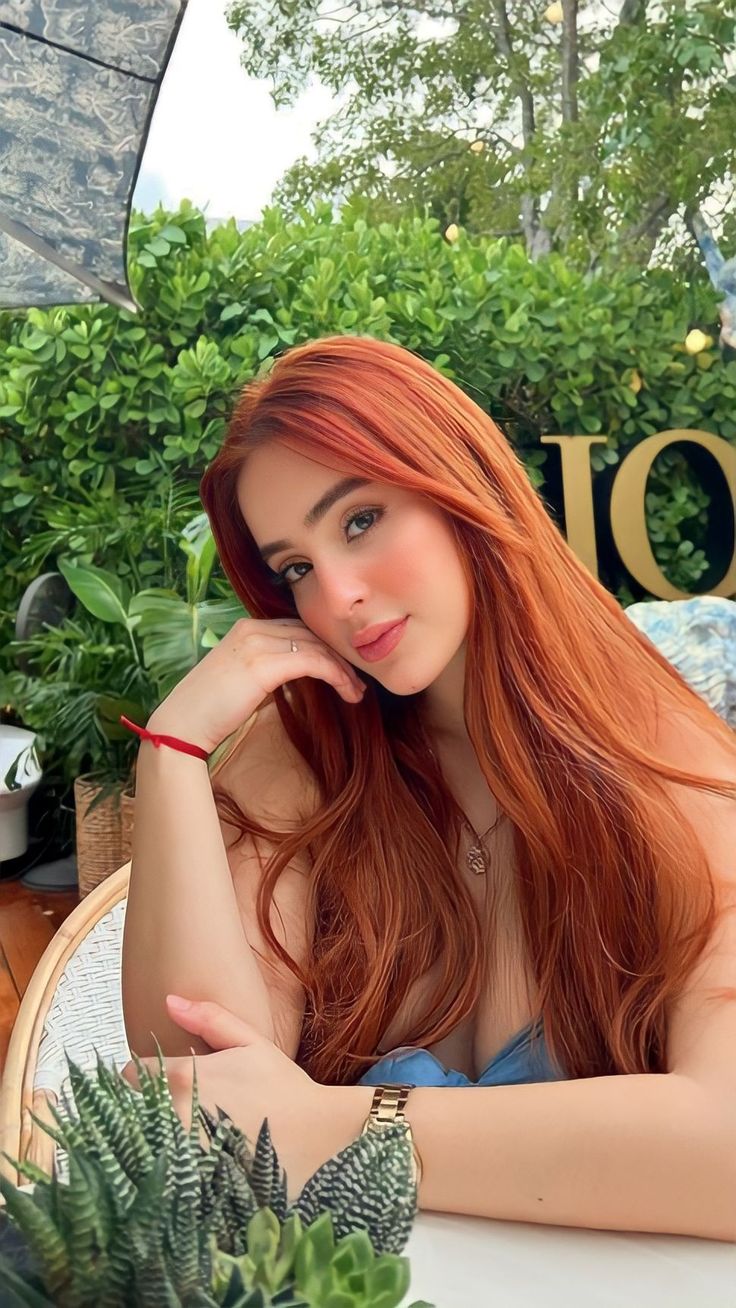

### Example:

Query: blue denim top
xmin=356 ymin=1017 xmax=565 ymax=1087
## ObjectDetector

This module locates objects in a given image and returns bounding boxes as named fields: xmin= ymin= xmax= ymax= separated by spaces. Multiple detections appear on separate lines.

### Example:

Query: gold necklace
xmin=425 ymin=739 xmax=501 ymax=876
xmin=461 ymin=814 xmax=501 ymax=876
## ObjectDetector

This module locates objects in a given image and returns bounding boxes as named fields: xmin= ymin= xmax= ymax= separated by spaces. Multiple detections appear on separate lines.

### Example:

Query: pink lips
xmin=355 ymin=616 xmax=408 ymax=662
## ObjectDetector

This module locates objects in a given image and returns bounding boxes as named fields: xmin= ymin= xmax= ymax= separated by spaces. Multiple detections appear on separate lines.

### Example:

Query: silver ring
xmin=290 ymin=639 xmax=298 ymax=653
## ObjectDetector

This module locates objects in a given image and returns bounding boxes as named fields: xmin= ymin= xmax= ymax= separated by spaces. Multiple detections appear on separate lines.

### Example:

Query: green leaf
xmin=159 ymin=224 xmax=187 ymax=244
xmin=184 ymin=398 xmax=207 ymax=419
xmin=524 ymin=360 xmax=546 ymax=382
xmin=67 ymin=393 xmax=96 ymax=414
xmin=0 ymin=1261 xmax=55 ymax=1306
xmin=0 ymin=1177 xmax=71 ymax=1298
xmin=57 ymin=557 xmax=130 ymax=626
xmin=146 ymin=237 xmax=171 ymax=257
xmin=257 ymin=333 xmax=279 ymax=360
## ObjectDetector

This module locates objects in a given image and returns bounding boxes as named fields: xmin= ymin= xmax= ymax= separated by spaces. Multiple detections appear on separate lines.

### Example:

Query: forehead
xmin=236 ymin=442 xmax=363 ymax=539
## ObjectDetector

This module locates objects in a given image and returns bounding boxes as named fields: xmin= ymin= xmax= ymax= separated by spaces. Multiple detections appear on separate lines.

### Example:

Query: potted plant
xmin=4 ymin=512 xmax=245 ymax=895
xmin=0 ymin=642 xmax=145 ymax=884
xmin=0 ymin=727 xmax=42 ymax=865
xmin=0 ymin=1051 xmax=432 ymax=1308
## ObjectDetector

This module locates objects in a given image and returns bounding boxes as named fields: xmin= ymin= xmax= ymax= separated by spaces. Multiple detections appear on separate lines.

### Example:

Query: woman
xmin=121 ymin=334 xmax=736 ymax=1239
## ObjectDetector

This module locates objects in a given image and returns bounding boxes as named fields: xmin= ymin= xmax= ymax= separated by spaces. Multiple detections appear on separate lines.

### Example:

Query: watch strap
xmin=360 ymin=1083 xmax=422 ymax=1186
xmin=366 ymin=1083 xmax=412 ymax=1124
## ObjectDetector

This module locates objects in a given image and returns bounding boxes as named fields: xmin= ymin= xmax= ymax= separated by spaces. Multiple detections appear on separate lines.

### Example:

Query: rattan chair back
xmin=0 ymin=863 xmax=131 ymax=1186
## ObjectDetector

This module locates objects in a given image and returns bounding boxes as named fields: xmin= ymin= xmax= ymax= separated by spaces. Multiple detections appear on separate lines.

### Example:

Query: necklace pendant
xmin=466 ymin=843 xmax=488 ymax=876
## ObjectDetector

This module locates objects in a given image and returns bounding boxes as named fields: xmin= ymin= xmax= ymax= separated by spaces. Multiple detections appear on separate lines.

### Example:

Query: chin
xmin=371 ymin=667 xmax=435 ymax=698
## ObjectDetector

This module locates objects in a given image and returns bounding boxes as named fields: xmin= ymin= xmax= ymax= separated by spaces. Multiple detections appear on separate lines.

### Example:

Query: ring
xmin=290 ymin=639 xmax=298 ymax=653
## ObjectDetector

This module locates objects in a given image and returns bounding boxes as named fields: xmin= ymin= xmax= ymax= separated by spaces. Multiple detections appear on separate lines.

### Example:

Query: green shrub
xmin=1 ymin=199 xmax=733 ymax=768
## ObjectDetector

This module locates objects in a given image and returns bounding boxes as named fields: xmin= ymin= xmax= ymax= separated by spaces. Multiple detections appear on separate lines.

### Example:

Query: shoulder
xmin=210 ymin=698 xmax=322 ymax=835
xmin=649 ymin=701 xmax=736 ymax=785
xmin=648 ymin=703 xmax=736 ymax=898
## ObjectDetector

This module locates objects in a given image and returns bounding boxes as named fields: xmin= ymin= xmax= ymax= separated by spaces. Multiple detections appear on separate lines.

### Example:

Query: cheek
xmin=387 ymin=521 xmax=458 ymax=596
xmin=294 ymin=592 xmax=322 ymax=635
xmin=380 ymin=554 xmax=423 ymax=594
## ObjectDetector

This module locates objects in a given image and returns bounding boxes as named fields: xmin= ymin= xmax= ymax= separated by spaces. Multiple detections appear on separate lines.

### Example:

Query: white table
xmin=5 ymin=1189 xmax=734 ymax=1305
xmin=402 ymin=1212 xmax=736 ymax=1307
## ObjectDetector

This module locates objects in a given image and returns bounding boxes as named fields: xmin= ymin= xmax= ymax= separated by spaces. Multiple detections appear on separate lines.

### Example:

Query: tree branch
xmin=491 ymin=0 xmax=549 ymax=257
xmin=615 ymin=0 xmax=648 ymax=31
xmin=560 ymin=0 xmax=579 ymax=125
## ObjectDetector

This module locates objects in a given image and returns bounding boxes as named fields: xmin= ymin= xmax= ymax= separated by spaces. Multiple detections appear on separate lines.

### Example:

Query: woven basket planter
xmin=73 ymin=776 xmax=127 ymax=898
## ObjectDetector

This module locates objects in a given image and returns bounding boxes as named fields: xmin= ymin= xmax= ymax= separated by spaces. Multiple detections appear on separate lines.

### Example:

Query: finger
xmin=165 ymin=995 xmax=265 ymax=1052
xmin=264 ymin=621 xmax=366 ymax=685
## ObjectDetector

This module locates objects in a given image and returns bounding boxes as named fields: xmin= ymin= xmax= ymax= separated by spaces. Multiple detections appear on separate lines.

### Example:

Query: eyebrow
xmin=258 ymin=477 xmax=373 ymax=564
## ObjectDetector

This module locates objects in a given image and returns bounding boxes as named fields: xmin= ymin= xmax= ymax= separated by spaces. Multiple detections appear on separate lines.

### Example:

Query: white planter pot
xmin=0 ymin=725 xmax=42 ymax=862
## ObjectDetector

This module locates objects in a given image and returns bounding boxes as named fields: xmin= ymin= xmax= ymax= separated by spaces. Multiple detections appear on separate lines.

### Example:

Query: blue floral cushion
xmin=625 ymin=596 xmax=736 ymax=728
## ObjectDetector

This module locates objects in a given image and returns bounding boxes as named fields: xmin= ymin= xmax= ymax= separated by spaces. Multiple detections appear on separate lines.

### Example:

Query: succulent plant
xmin=0 ymin=1049 xmax=433 ymax=1308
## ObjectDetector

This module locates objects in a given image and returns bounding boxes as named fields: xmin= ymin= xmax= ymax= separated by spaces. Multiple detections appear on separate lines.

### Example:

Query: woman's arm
xmin=121 ymin=736 xmax=277 ymax=1059
xmin=332 ymin=1072 xmax=736 ymax=1241
xmin=405 ymin=1070 xmax=736 ymax=1239
xmin=329 ymin=713 xmax=736 ymax=1241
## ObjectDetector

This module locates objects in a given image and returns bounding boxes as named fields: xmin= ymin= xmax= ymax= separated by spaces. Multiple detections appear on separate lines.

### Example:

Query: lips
xmin=354 ymin=616 xmax=409 ymax=662
xmin=352 ymin=617 xmax=406 ymax=650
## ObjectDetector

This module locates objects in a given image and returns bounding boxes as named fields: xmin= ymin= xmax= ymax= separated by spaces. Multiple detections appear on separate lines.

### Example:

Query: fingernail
xmin=167 ymin=994 xmax=192 ymax=1011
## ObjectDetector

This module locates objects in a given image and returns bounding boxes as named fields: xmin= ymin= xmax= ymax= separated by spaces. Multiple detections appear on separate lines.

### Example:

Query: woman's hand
xmin=147 ymin=616 xmax=366 ymax=756
xmin=121 ymin=995 xmax=352 ymax=1202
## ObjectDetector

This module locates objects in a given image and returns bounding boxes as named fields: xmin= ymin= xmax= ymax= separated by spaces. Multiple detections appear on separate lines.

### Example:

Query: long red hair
xmin=200 ymin=334 xmax=736 ymax=1085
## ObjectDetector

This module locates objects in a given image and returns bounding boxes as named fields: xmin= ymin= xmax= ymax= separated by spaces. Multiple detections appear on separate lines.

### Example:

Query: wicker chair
xmin=0 ymin=714 xmax=252 ymax=1189
xmin=0 ymin=863 xmax=131 ymax=1186
xmin=1 ymin=597 xmax=735 ymax=1188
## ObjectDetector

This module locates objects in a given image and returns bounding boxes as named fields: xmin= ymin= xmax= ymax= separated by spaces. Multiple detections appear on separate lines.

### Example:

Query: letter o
xmin=609 ymin=429 xmax=736 ymax=599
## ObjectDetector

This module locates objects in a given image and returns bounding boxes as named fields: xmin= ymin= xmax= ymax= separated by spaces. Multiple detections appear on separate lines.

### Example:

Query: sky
xmin=132 ymin=0 xmax=337 ymax=224
xmin=132 ymin=0 xmax=730 ymax=245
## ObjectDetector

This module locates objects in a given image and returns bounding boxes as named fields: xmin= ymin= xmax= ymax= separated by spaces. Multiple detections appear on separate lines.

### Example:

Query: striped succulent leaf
xmin=290 ymin=1126 xmax=417 ymax=1256
xmin=0 ymin=1047 xmax=428 ymax=1307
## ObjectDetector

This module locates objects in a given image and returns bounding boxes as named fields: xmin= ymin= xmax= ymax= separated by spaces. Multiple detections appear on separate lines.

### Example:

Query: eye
xmin=269 ymin=506 xmax=384 ymax=589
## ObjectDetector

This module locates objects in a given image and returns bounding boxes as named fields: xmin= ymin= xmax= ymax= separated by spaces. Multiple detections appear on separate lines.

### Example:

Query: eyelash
xmin=269 ymin=506 xmax=385 ymax=589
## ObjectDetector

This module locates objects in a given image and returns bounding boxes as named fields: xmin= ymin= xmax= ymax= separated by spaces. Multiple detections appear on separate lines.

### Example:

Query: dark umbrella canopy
xmin=0 ymin=0 xmax=187 ymax=312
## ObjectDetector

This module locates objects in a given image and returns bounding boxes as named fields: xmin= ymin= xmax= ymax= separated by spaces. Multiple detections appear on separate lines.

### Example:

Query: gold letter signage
xmin=541 ymin=429 xmax=736 ymax=599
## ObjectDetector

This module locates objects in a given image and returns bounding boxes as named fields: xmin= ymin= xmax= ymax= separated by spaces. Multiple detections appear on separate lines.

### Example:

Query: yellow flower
xmin=544 ymin=2 xmax=564 ymax=22
xmin=684 ymin=329 xmax=710 ymax=354
xmin=445 ymin=223 xmax=460 ymax=243
xmin=469 ymin=141 xmax=485 ymax=154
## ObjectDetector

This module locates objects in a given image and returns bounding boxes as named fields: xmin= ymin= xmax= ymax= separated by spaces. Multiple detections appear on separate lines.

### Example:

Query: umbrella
xmin=0 ymin=0 xmax=188 ymax=313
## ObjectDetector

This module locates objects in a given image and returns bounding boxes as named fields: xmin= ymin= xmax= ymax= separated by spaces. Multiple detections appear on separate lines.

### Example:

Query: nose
xmin=312 ymin=557 xmax=370 ymax=622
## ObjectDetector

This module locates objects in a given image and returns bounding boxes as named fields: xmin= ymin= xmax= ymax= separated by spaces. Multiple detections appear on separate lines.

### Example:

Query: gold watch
xmin=359 ymin=1084 xmax=423 ymax=1187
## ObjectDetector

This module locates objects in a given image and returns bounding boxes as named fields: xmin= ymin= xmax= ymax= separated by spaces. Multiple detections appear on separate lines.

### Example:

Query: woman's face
xmin=237 ymin=441 xmax=471 ymax=698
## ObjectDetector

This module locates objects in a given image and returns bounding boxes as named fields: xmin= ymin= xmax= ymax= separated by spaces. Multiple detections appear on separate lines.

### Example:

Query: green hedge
xmin=1 ymin=200 xmax=733 ymax=773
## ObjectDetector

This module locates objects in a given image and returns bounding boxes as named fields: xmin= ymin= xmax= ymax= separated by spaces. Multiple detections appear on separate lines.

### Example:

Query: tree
xmin=226 ymin=0 xmax=736 ymax=274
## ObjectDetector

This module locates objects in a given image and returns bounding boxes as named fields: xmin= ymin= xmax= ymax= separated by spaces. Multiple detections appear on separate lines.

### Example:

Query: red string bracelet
xmin=119 ymin=715 xmax=210 ymax=761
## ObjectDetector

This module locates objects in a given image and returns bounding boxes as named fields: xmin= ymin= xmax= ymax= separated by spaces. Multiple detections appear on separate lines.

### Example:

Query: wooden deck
xmin=0 ymin=878 xmax=78 ymax=1076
